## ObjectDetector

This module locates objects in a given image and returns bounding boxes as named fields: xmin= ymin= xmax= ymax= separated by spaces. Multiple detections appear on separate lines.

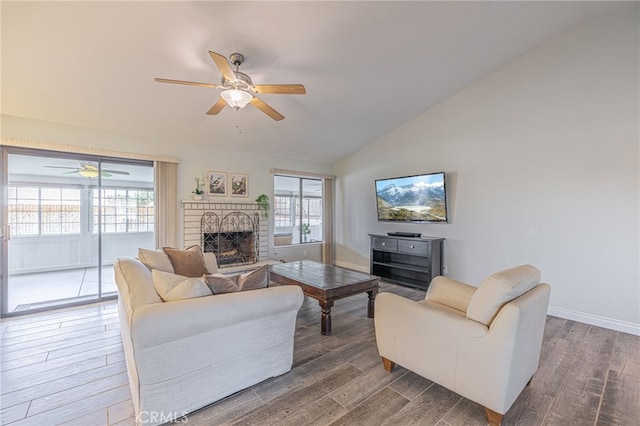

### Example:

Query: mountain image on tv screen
xmin=375 ymin=173 xmax=447 ymax=222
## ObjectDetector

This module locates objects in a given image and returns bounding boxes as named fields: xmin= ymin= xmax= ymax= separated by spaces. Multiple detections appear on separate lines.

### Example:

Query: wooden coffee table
xmin=270 ymin=260 xmax=379 ymax=335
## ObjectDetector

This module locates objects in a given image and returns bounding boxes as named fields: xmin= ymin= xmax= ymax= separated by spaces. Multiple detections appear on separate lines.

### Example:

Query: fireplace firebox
xmin=203 ymin=231 xmax=255 ymax=265
xmin=201 ymin=211 xmax=259 ymax=266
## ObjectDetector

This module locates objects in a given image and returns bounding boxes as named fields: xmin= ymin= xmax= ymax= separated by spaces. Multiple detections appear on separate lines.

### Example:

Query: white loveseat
xmin=113 ymin=255 xmax=304 ymax=425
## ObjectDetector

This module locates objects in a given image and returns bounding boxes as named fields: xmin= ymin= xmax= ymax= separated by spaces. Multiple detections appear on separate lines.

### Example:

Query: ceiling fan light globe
xmin=220 ymin=89 xmax=253 ymax=109
xmin=78 ymin=170 xmax=99 ymax=178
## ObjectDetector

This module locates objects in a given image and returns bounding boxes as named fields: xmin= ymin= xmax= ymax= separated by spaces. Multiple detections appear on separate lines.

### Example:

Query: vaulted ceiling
xmin=1 ymin=1 xmax=632 ymax=164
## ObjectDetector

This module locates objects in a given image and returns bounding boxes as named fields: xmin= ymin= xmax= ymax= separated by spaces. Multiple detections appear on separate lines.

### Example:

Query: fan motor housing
xmin=229 ymin=52 xmax=244 ymax=67
xmin=222 ymin=71 xmax=253 ymax=90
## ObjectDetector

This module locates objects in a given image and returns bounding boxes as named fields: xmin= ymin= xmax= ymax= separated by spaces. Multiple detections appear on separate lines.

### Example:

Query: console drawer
xmin=398 ymin=240 xmax=429 ymax=255
xmin=372 ymin=237 xmax=398 ymax=251
xmin=370 ymin=234 xmax=444 ymax=290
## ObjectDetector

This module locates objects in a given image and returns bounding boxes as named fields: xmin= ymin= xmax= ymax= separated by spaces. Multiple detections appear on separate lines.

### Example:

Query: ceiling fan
xmin=155 ymin=51 xmax=306 ymax=121
xmin=44 ymin=162 xmax=130 ymax=178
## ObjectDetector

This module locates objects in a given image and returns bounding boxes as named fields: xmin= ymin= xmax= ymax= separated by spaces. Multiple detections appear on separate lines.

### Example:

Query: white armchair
xmin=375 ymin=264 xmax=550 ymax=426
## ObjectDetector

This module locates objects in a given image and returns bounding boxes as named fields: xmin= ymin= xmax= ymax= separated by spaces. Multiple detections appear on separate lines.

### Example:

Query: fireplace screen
xmin=201 ymin=211 xmax=259 ymax=266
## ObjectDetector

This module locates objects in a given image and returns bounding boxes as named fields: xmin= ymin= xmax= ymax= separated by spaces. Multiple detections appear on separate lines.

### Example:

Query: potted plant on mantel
xmin=192 ymin=174 xmax=205 ymax=200
xmin=255 ymin=194 xmax=270 ymax=218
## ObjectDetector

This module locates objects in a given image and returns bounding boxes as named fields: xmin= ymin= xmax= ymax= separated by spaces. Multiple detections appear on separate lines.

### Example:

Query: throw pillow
xmin=163 ymin=245 xmax=210 ymax=277
xmin=467 ymin=264 xmax=541 ymax=326
xmin=152 ymin=269 xmax=213 ymax=302
xmin=138 ymin=248 xmax=174 ymax=273
xmin=203 ymin=274 xmax=239 ymax=294
xmin=204 ymin=265 xmax=269 ymax=294
xmin=203 ymin=252 xmax=219 ymax=274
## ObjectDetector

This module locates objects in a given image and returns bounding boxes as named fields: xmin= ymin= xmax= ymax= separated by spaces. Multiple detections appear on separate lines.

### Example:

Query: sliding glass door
xmin=0 ymin=147 xmax=154 ymax=316
xmin=90 ymin=160 xmax=155 ymax=298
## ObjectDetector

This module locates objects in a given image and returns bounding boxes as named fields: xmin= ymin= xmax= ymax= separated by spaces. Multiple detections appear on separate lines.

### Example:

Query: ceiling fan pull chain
xmin=236 ymin=109 xmax=242 ymax=135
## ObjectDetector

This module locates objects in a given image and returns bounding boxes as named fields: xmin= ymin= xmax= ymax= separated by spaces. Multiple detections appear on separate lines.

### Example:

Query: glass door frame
xmin=1 ymin=146 xmax=8 ymax=316
xmin=0 ymin=146 xmax=152 ymax=317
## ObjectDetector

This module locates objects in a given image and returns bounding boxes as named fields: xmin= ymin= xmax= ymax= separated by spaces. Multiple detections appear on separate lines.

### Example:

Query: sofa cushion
xmin=113 ymin=256 xmax=163 ymax=312
xmin=204 ymin=265 xmax=269 ymax=294
xmin=152 ymin=269 xmax=213 ymax=302
xmin=466 ymin=264 xmax=541 ymax=326
xmin=138 ymin=248 xmax=174 ymax=273
xmin=163 ymin=245 xmax=210 ymax=277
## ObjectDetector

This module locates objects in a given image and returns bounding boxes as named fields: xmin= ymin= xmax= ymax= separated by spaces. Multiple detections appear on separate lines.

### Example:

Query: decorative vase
xmin=193 ymin=194 xmax=203 ymax=201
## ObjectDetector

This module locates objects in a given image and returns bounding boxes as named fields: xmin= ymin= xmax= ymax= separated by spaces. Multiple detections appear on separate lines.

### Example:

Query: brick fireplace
xmin=182 ymin=201 xmax=268 ymax=267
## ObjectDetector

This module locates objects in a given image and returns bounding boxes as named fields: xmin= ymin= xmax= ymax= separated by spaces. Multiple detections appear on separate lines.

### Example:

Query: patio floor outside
xmin=7 ymin=265 xmax=117 ymax=313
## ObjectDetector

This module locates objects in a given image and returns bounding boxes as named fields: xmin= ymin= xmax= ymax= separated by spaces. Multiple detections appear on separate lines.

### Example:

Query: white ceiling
xmin=1 ymin=1 xmax=632 ymax=165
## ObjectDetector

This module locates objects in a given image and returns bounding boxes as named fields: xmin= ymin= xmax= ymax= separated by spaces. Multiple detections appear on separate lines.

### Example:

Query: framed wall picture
xmin=230 ymin=173 xmax=248 ymax=197
xmin=207 ymin=171 xmax=227 ymax=196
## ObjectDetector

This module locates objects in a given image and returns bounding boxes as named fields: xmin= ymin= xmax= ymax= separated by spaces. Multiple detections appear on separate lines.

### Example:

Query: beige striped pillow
xmin=204 ymin=265 xmax=269 ymax=294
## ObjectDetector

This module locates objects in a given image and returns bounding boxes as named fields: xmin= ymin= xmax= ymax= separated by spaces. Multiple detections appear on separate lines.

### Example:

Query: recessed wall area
xmin=182 ymin=201 xmax=268 ymax=266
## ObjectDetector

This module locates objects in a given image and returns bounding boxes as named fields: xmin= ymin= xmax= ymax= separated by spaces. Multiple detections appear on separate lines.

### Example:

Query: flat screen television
xmin=375 ymin=172 xmax=448 ymax=223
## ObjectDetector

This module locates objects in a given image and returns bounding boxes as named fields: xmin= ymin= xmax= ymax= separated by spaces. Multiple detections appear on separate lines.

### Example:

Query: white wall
xmin=1 ymin=114 xmax=333 ymax=252
xmin=9 ymin=232 xmax=155 ymax=274
xmin=334 ymin=7 xmax=639 ymax=333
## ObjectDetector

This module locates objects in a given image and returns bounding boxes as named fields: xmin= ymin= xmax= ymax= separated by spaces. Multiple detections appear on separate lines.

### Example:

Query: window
xmin=274 ymin=196 xmax=292 ymax=227
xmin=273 ymin=176 xmax=323 ymax=245
xmin=8 ymin=186 xmax=81 ymax=236
xmin=93 ymin=188 xmax=154 ymax=233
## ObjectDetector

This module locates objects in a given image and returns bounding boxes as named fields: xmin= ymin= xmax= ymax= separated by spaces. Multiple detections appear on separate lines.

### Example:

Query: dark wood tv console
xmin=369 ymin=234 xmax=444 ymax=290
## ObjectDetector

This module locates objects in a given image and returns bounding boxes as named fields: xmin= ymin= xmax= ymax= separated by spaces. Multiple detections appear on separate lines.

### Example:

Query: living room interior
xmin=1 ymin=1 xmax=638 ymax=425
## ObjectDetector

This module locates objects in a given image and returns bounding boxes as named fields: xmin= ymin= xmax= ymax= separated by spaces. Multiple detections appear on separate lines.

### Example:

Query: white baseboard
xmin=548 ymin=305 xmax=640 ymax=336
xmin=334 ymin=261 xmax=369 ymax=274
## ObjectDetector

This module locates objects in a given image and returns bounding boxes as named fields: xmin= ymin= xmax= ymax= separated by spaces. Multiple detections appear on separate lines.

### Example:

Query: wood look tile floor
xmin=1 ymin=282 xmax=638 ymax=426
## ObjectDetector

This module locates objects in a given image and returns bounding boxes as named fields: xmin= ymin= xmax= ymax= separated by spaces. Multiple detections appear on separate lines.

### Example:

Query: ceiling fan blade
xmin=209 ymin=51 xmax=235 ymax=82
xmin=101 ymin=172 xmax=113 ymax=178
xmin=207 ymin=97 xmax=227 ymax=115
xmin=155 ymin=78 xmax=221 ymax=89
xmin=250 ymin=97 xmax=284 ymax=121
xmin=62 ymin=170 xmax=80 ymax=175
xmin=44 ymin=166 xmax=79 ymax=170
xmin=253 ymin=84 xmax=306 ymax=95
xmin=101 ymin=170 xmax=130 ymax=175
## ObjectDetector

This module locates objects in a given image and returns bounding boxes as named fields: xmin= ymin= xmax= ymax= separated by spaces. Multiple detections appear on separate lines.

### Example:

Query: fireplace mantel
xmin=181 ymin=199 xmax=258 ymax=206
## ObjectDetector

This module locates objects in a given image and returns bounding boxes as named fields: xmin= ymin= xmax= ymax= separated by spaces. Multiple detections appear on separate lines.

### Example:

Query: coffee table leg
xmin=319 ymin=300 xmax=334 ymax=336
xmin=367 ymin=289 xmax=378 ymax=318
